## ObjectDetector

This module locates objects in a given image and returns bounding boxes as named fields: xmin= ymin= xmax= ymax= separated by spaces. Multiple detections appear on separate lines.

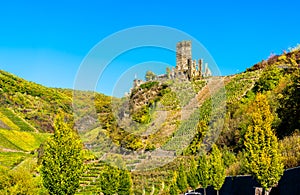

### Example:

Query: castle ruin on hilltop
xmin=133 ymin=40 xmax=211 ymax=88
xmin=175 ymin=40 xmax=204 ymax=80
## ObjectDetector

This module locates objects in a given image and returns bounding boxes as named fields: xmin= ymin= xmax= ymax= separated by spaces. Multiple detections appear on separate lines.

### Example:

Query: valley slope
xmin=0 ymin=48 xmax=299 ymax=194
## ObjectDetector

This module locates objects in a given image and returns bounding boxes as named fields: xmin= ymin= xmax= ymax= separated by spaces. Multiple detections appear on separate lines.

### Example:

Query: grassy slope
xmin=0 ymin=107 xmax=36 ymax=132
xmin=0 ymin=129 xmax=49 ymax=152
xmin=0 ymin=128 xmax=49 ymax=169
xmin=0 ymin=70 xmax=72 ymax=133
xmin=0 ymin=70 xmax=111 ymax=171
xmin=0 ymin=70 xmax=68 ymax=170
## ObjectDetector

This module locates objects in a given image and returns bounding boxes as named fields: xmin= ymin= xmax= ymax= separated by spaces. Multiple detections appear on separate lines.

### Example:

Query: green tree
xmin=98 ymin=164 xmax=120 ymax=195
xmin=209 ymin=144 xmax=226 ymax=195
xmin=177 ymin=162 xmax=188 ymax=193
xmin=145 ymin=70 xmax=156 ymax=81
xmin=243 ymin=94 xmax=284 ymax=194
xmin=253 ymin=66 xmax=282 ymax=93
xmin=169 ymin=171 xmax=179 ymax=195
xmin=187 ymin=157 xmax=198 ymax=190
xmin=197 ymin=154 xmax=210 ymax=195
xmin=118 ymin=169 xmax=133 ymax=195
xmin=277 ymin=69 xmax=300 ymax=137
xmin=41 ymin=113 xmax=84 ymax=195
xmin=0 ymin=167 xmax=41 ymax=195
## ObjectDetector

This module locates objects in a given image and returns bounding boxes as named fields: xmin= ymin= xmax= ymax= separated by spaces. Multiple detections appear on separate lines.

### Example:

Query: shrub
xmin=279 ymin=132 xmax=300 ymax=168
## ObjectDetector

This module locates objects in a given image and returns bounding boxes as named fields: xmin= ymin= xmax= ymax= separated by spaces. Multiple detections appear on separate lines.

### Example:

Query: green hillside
xmin=0 ymin=48 xmax=299 ymax=194
xmin=0 ymin=130 xmax=49 ymax=152
xmin=0 ymin=70 xmax=72 ymax=132
xmin=0 ymin=107 xmax=36 ymax=132
xmin=78 ymin=49 xmax=300 ymax=194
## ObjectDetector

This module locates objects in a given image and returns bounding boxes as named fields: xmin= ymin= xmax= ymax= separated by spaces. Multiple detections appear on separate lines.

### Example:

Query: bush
xmin=132 ymin=105 xmax=151 ymax=124
xmin=279 ymin=132 xmax=300 ymax=168
xmin=0 ymin=167 xmax=43 ymax=194
xmin=253 ymin=66 xmax=283 ymax=93
xmin=140 ymin=81 xmax=159 ymax=90
xmin=222 ymin=149 xmax=237 ymax=168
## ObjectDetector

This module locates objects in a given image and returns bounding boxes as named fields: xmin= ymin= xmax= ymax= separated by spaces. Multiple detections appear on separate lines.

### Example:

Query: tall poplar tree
xmin=98 ymin=165 xmax=120 ymax=195
xmin=243 ymin=93 xmax=284 ymax=194
xmin=169 ymin=171 xmax=179 ymax=195
xmin=197 ymin=154 xmax=210 ymax=195
xmin=96 ymin=164 xmax=133 ymax=195
xmin=118 ymin=169 xmax=133 ymax=195
xmin=187 ymin=157 xmax=198 ymax=190
xmin=209 ymin=144 xmax=226 ymax=195
xmin=177 ymin=162 xmax=188 ymax=193
xmin=41 ymin=113 xmax=84 ymax=195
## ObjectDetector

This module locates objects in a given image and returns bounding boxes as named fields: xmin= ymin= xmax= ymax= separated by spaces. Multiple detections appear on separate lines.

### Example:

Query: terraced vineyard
xmin=224 ymin=70 xmax=261 ymax=103
xmin=0 ymin=107 xmax=36 ymax=132
xmin=78 ymin=71 xmax=263 ymax=194
xmin=0 ymin=130 xmax=49 ymax=169
xmin=0 ymin=106 xmax=49 ymax=169
xmin=0 ymin=129 xmax=49 ymax=152
xmin=77 ymin=161 xmax=105 ymax=194
xmin=0 ymin=151 xmax=31 ymax=169
xmin=132 ymin=170 xmax=171 ymax=194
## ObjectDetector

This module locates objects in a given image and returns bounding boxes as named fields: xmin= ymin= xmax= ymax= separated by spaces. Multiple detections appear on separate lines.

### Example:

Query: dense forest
xmin=0 ymin=46 xmax=299 ymax=194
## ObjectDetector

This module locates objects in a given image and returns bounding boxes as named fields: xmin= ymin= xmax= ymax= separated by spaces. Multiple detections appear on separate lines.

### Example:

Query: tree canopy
xmin=41 ymin=113 xmax=84 ymax=195
xmin=243 ymin=94 xmax=284 ymax=192
xmin=209 ymin=144 xmax=226 ymax=194
xmin=197 ymin=154 xmax=210 ymax=195
xmin=177 ymin=162 xmax=188 ymax=193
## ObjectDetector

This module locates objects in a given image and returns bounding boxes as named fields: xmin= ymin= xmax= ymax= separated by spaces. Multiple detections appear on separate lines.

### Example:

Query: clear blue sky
xmin=0 ymin=0 xmax=299 ymax=97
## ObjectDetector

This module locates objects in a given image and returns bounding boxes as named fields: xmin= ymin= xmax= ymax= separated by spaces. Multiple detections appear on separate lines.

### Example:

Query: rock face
xmin=129 ymin=82 xmax=166 ymax=112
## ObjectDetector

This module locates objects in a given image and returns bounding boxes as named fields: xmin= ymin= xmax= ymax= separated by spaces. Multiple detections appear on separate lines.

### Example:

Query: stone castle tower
xmin=131 ymin=40 xmax=211 ymax=92
xmin=176 ymin=41 xmax=192 ymax=71
xmin=175 ymin=41 xmax=204 ymax=80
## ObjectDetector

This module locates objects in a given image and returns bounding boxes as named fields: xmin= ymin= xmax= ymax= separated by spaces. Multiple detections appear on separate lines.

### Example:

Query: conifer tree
xmin=97 ymin=164 xmax=133 ymax=195
xmin=118 ymin=169 xmax=133 ymax=195
xmin=169 ymin=171 xmax=179 ymax=195
xmin=209 ymin=144 xmax=226 ymax=195
xmin=243 ymin=93 xmax=284 ymax=194
xmin=187 ymin=157 xmax=198 ymax=190
xmin=197 ymin=154 xmax=210 ymax=195
xmin=177 ymin=162 xmax=188 ymax=193
xmin=98 ymin=164 xmax=120 ymax=195
xmin=41 ymin=113 xmax=84 ymax=195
